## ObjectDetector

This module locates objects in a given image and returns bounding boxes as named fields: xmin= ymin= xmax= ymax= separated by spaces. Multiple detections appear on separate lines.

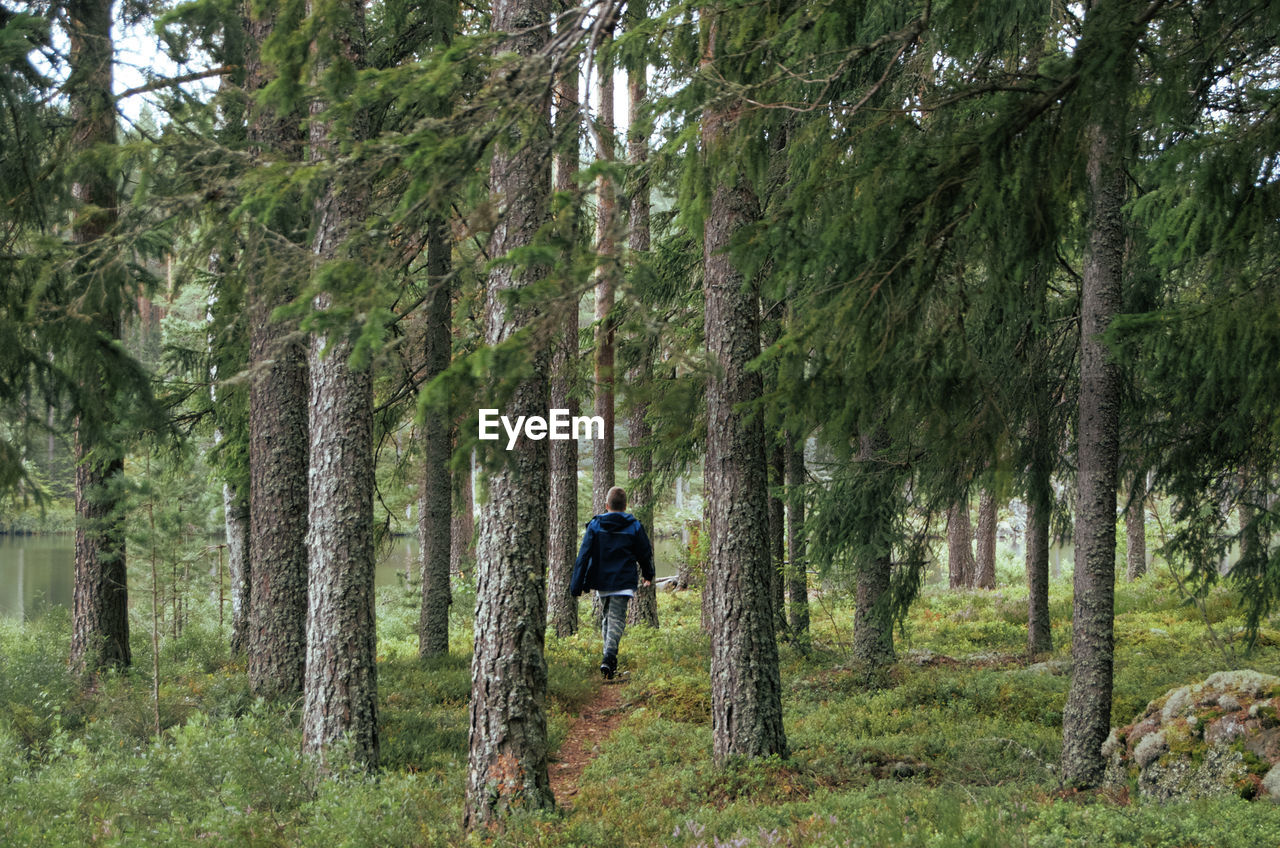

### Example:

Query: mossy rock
xmin=1106 ymin=670 xmax=1280 ymax=802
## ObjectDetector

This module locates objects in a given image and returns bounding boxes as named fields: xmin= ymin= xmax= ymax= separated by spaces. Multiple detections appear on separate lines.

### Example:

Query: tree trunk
xmin=419 ymin=219 xmax=453 ymax=658
xmin=67 ymin=0 xmax=129 ymax=676
xmin=1025 ymin=425 xmax=1054 ymax=657
xmin=785 ymin=436 xmax=809 ymax=644
xmin=451 ymin=452 xmax=475 ymax=577
xmin=547 ymin=28 xmax=581 ymax=639
xmin=768 ymin=441 xmax=787 ymax=632
xmin=464 ymin=0 xmax=554 ymax=826
xmin=591 ymin=19 xmax=618 ymax=518
xmin=245 ymin=0 xmax=309 ymax=700
xmin=1125 ymin=473 xmax=1146 ymax=580
xmin=301 ymin=0 xmax=378 ymax=771
xmin=626 ymin=382 xmax=658 ymax=628
xmin=947 ymin=498 xmax=975 ymax=589
xmin=625 ymin=50 xmax=658 ymax=630
xmin=1062 ymin=59 xmax=1128 ymax=788
xmin=224 ymin=484 xmax=251 ymax=654
xmin=975 ymin=488 xmax=997 ymax=589
xmin=853 ymin=433 xmax=896 ymax=672
xmin=702 ymin=17 xmax=787 ymax=763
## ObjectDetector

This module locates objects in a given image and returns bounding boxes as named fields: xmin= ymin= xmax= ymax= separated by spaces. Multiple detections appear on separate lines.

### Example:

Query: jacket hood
xmin=591 ymin=511 xmax=638 ymax=531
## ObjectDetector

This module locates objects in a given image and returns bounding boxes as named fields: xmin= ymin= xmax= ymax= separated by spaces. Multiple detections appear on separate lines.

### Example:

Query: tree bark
xmin=465 ymin=0 xmax=554 ymax=826
xmin=785 ymin=436 xmax=809 ymax=644
xmin=245 ymin=0 xmax=309 ymax=700
xmin=301 ymin=0 xmax=378 ymax=771
xmin=1125 ymin=473 xmax=1146 ymax=580
xmin=451 ymin=452 xmax=475 ymax=577
xmin=67 ymin=0 xmax=129 ymax=676
xmin=625 ymin=50 xmax=658 ymax=630
xmin=591 ymin=19 xmax=619 ymax=518
xmin=419 ymin=219 xmax=453 ymax=658
xmin=853 ymin=432 xmax=896 ymax=672
xmin=975 ymin=488 xmax=997 ymax=589
xmin=224 ymin=485 xmax=251 ymax=655
xmin=1025 ymin=421 xmax=1054 ymax=657
xmin=768 ymin=441 xmax=787 ymax=632
xmin=1062 ymin=54 xmax=1128 ymax=787
xmin=547 ymin=27 xmax=581 ymax=639
xmin=702 ymin=16 xmax=787 ymax=762
xmin=947 ymin=498 xmax=975 ymax=589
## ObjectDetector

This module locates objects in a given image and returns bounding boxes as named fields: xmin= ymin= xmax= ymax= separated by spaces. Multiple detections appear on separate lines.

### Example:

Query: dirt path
xmin=550 ymin=681 xmax=628 ymax=809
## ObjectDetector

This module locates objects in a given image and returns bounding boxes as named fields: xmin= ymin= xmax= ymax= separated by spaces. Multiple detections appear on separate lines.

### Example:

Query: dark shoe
xmin=600 ymin=662 xmax=614 ymax=680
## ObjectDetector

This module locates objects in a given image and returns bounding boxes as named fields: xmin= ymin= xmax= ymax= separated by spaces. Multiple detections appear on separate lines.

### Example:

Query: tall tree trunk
xmin=947 ymin=498 xmax=975 ymax=589
xmin=419 ymin=219 xmax=453 ymax=658
xmin=451 ymin=451 xmax=475 ymax=577
xmin=853 ymin=432 xmax=895 ymax=672
xmin=224 ymin=486 xmax=251 ymax=654
xmin=547 ymin=23 xmax=581 ymax=639
xmin=626 ymin=378 xmax=658 ymax=628
xmin=591 ymin=19 xmax=619 ymax=517
xmin=301 ymin=0 xmax=378 ymax=771
xmin=464 ymin=0 xmax=554 ymax=826
xmin=768 ymin=441 xmax=787 ymax=631
xmin=67 ymin=0 xmax=129 ymax=676
xmin=245 ymin=0 xmax=309 ymax=700
xmin=1025 ymin=417 xmax=1054 ymax=657
xmin=625 ymin=46 xmax=658 ymax=630
xmin=785 ymin=435 xmax=809 ymax=645
xmin=702 ymin=15 xmax=787 ymax=763
xmin=1125 ymin=473 xmax=1146 ymax=580
xmin=1062 ymin=44 xmax=1128 ymax=787
xmin=975 ymin=488 xmax=997 ymax=589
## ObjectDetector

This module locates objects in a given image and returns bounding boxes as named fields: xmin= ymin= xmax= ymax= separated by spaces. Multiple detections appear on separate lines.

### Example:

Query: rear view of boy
xmin=569 ymin=486 xmax=654 ymax=679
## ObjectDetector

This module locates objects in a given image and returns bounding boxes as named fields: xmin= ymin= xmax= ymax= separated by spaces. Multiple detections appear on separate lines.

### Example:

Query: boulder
xmin=1104 ymin=670 xmax=1280 ymax=801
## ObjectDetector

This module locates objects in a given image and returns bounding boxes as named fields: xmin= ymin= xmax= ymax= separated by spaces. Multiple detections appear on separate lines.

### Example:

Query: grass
xmin=1 ymin=567 xmax=1279 ymax=847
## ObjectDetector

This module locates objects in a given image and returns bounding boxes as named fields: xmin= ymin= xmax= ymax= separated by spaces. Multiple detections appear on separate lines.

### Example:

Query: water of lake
xmin=0 ymin=532 xmax=684 ymax=621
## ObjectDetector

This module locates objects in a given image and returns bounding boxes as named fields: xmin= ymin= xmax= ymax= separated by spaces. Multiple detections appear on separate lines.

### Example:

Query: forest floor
xmin=4 ymin=565 xmax=1280 ymax=847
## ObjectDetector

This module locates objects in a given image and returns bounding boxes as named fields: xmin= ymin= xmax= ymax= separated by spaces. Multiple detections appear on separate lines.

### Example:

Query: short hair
xmin=606 ymin=486 xmax=627 ymax=511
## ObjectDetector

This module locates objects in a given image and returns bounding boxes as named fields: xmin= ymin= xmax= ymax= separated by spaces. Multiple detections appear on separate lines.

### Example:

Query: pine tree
xmin=245 ymin=0 xmax=310 ymax=700
xmin=701 ymin=9 xmax=787 ymax=765
xmin=547 ymin=11 xmax=582 ymax=639
xmin=1061 ymin=0 xmax=1134 ymax=788
xmin=67 ymin=0 xmax=130 ymax=676
xmin=418 ymin=217 xmax=453 ymax=659
xmin=464 ymin=0 xmax=555 ymax=824
xmin=301 ymin=0 xmax=378 ymax=770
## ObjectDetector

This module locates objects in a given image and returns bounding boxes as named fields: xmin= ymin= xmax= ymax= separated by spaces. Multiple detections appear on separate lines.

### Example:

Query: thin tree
xmin=974 ymin=488 xmax=997 ymax=589
xmin=1025 ymin=406 xmax=1054 ymax=657
xmin=464 ymin=0 xmax=555 ymax=825
xmin=1061 ymin=0 xmax=1133 ymax=787
xmin=1125 ymin=473 xmax=1146 ymax=580
xmin=419 ymin=218 xmax=453 ymax=658
xmin=591 ymin=12 xmax=620 ymax=517
xmin=785 ymin=433 xmax=809 ymax=645
xmin=625 ymin=13 xmax=658 ymax=629
xmin=67 ymin=0 xmax=130 ymax=675
xmin=548 ymin=11 xmax=582 ymax=638
xmin=301 ymin=0 xmax=378 ymax=770
xmin=946 ymin=498 xmax=975 ymax=589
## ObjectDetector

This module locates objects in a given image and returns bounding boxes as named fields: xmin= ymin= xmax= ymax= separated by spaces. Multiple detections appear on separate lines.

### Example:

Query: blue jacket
xmin=569 ymin=511 xmax=654 ymax=596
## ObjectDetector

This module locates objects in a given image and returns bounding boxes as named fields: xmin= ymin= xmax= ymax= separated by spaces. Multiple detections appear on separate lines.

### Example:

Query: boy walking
xmin=569 ymin=486 xmax=654 ymax=679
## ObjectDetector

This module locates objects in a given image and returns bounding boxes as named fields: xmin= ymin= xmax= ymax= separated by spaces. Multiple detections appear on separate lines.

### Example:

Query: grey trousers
xmin=600 ymin=594 xmax=630 ymax=662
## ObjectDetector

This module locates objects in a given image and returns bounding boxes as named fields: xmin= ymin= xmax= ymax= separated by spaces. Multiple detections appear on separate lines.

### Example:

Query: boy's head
xmin=606 ymin=486 xmax=627 ymax=512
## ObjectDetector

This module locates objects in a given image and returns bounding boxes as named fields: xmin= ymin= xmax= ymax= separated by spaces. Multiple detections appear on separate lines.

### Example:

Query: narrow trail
xmin=550 ymin=680 xmax=629 ymax=809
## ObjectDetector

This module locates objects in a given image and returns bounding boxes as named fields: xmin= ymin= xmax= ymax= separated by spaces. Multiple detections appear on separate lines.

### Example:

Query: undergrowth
xmin=1 ymin=568 xmax=1279 ymax=846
